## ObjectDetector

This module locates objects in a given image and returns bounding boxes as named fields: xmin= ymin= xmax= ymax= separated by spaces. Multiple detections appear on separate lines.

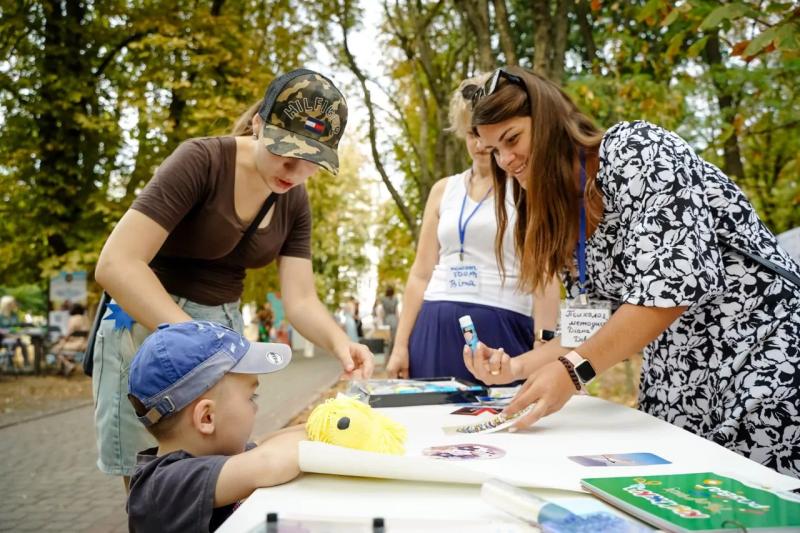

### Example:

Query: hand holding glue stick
xmin=460 ymin=315 xmax=517 ymax=380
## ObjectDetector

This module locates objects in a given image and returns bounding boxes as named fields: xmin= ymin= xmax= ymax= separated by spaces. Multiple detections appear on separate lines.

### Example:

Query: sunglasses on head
xmin=463 ymin=68 xmax=526 ymax=108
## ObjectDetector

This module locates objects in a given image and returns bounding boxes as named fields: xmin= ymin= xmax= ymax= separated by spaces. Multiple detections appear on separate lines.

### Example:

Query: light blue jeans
xmin=92 ymin=296 xmax=243 ymax=476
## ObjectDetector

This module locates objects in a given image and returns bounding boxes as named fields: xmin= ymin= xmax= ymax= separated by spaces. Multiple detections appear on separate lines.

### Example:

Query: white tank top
xmin=423 ymin=169 xmax=533 ymax=315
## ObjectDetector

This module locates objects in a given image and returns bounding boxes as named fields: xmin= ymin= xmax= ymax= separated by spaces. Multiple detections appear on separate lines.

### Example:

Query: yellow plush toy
xmin=306 ymin=395 xmax=407 ymax=455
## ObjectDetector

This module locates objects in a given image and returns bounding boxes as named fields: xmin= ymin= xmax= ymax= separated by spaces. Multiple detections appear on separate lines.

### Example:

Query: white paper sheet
xmin=299 ymin=441 xmax=584 ymax=492
xmin=222 ymin=396 xmax=800 ymax=533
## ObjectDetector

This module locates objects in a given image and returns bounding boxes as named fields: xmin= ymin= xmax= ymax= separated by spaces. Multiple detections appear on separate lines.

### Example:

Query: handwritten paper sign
xmin=560 ymin=305 xmax=610 ymax=348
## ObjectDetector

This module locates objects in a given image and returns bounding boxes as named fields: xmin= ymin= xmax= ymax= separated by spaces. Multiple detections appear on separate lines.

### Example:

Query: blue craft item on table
xmin=541 ymin=511 xmax=652 ymax=533
xmin=482 ymin=479 xmax=653 ymax=533
xmin=104 ymin=303 xmax=135 ymax=331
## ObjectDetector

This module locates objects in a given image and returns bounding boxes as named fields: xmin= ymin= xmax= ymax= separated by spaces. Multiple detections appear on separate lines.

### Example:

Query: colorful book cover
xmin=581 ymin=472 xmax=800 ymax=532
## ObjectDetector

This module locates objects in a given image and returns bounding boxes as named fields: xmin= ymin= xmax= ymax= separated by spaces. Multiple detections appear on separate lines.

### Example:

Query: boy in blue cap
xmin=126 ymin=320 xmax=306 ymax=532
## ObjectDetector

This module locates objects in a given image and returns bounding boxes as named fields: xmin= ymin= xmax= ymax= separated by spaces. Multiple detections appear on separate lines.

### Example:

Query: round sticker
xmin=266 ymin=351 xmax=283 ymax=365
xmin=422 ymin=444 xmax=505 ymax=461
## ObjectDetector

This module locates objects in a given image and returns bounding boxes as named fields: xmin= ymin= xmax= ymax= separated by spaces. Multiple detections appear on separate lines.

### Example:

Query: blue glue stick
xmin=459 ymin=315 xmax=479 ymax=353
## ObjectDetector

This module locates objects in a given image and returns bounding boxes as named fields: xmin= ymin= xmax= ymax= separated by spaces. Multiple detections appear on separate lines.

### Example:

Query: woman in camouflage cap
xmin=93 ymin=69 xmax=373 ymax=486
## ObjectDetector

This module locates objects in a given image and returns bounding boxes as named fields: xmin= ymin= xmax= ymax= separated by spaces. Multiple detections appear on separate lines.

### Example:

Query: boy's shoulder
xmin=127 ymin=448 xmax=234 ymax=533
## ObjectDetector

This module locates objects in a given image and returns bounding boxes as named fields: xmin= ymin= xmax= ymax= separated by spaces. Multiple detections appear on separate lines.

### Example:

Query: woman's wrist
xmin=327 ymin=327 xmax=352 ymax=355
xmin=557 ymin=356 xmax=583 ymax=391
xmin=509 ymin=355 xmax=528 ymax=381
xmin=392 ymin=338 xmax=409 ymax=350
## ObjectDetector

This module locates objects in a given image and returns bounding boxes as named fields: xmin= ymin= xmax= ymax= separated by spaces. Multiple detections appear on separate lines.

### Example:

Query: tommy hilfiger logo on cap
xmin=304 ymin=116 xmax=327 ymax=135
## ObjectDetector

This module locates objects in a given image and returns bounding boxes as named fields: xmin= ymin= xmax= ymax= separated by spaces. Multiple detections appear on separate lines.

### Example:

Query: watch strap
xmin=563 ymin=350 xmax=584 ymax=368
xmin=557 ymin=356 xmax=582 ymax=392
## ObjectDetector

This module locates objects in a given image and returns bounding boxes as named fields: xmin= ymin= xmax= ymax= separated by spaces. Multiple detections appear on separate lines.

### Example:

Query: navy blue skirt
xmin=408 ymin=300 xmax=534 ymax=385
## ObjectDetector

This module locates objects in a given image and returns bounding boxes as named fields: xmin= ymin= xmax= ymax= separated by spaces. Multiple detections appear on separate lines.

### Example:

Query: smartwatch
xmin=563 ymin=351 xmax=597 ymax=386
xmin=535 ymin=329 xmax=555 ymax=343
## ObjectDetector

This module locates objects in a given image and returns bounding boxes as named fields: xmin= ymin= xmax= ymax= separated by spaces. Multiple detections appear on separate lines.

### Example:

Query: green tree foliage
xmin=647 ymin=0 xmax=800 ymax=231
xmin=0 ymin=1 xmax=327 ymax=293
xmin=1 ymin=1 xmax=797 ymax=310
xmin=308 ymin=143 xmax=373 ymax=306
xmin=375 ymin=200 xmax=416 ymax=292
xmin=318 ymin=0 xmax=799 ymax=294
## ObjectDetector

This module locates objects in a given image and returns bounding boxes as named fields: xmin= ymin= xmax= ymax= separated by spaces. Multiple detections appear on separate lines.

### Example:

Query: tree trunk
xmin=575 ymin=0 xmax=599 ymax=73
xmin=492 ymin=0 xmax=518 ymax=65
xmin=704 ymin=34 xmax=746 ymax=182
xmin=531 ymin=0 xmax=552 ymax=78
xmin=550 ymin=0 xmax=571 ymax=83
xmin=463 ymin=0 xmax=494 ymax=71
xmin=39 ymin=0 xmax=90 ymax=257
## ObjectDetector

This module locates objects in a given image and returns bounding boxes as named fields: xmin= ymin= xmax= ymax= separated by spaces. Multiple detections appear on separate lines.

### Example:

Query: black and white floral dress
xmin=563 ymin=121 xmax=800 ymax=478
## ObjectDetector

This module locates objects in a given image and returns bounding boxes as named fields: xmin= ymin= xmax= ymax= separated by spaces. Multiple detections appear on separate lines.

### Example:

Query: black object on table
xmin=266 ymin=512 xmax=278 ymax=533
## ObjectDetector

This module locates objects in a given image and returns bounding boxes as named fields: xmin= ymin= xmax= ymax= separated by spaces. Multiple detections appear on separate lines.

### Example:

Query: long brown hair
xmin=231 ymin=100 xmax=262 ymax=136
xmin=471 ymin=66 xmax=604 ymax=293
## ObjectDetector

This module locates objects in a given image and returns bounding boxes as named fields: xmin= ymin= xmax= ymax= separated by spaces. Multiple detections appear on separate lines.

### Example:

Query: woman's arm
xmin=95 ymin=210 xmax=192 ymax=330
xmin=278 ymin=256 xmax=374 ymax=378
xmin=465 ymin=302 xmax=685 ymax=389
xmin=506 ymin=303 xmax=687 ymax=429
xmin=386 ymin=178 xmax=447 ymax=378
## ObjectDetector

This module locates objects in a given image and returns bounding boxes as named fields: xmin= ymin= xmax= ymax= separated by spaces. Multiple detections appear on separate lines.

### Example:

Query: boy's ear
xmin=192 ymin=399 xmax=216 ymax=436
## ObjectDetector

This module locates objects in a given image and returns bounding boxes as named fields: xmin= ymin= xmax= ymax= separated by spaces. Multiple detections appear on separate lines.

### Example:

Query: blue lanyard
xmin=577 ymin=149 xmax=588 ymax=298
xmin=458 ymin=174 xmax=493 ymax=262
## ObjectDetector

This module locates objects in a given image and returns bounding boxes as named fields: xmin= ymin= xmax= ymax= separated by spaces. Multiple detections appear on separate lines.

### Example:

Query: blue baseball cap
xmin=128 ymin=320 xmax=292 ymax=427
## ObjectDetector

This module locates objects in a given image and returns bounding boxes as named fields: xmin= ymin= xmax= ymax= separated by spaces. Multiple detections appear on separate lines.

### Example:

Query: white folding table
xmin=219 ymin=395 xmax=800 ymax=532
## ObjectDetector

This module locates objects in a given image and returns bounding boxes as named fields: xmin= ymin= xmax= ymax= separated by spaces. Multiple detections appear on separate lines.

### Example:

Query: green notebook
xmin=581 ymin=472 xmax=800 ymax=532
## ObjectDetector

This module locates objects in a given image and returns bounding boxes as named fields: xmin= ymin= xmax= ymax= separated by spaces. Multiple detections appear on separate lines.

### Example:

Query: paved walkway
xmin=0 ymin=351 xmax=342 ymax=532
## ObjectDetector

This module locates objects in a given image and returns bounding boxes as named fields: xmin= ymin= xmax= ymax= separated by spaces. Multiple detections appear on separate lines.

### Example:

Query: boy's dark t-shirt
xmin=130 ymin=136 xmax=312 ymax=306
xmin=127 ymin=446 xmax=242 ymax=533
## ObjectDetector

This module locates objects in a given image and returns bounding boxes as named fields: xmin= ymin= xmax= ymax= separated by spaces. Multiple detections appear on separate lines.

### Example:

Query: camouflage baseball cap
xmin=258 ymin=68 xmax=348 ymax=175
